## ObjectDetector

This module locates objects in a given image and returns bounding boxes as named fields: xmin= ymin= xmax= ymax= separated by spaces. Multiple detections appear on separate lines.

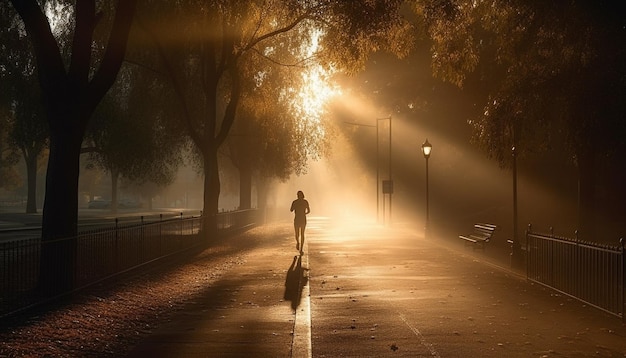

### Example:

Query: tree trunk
xmin=256 ymin=176 xmax=269 ymax=223
xmin=111 ymin=168 xmax=119 ymax=214
xmin=39 ymin=122 xmax=84 ymax=294
xmin=25 ymin=152 xmax=38 ymax=214
xmin=202 ymin=146 xmax=220 ymax=241
xmin=239 ymin=163 xmax=252 ymax=210
xmin=257 ymin=178 xmax=268 ymax=210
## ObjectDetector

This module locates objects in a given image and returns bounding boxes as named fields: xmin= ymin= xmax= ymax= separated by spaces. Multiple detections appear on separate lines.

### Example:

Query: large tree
xmin=9 ymin=76 xmax=48 ymax=214
xmin=0 ymin=111 xmax=20 ymax=191
xmin=227 ymin=39 xmax=329 ymax=210
xmin=0 ymin=3 xmax=18 ymax=191
xmin=138 ymin=0 xmax=413 ymax=235
xmin=85 ymin=65 xmax=185 ymax=212
xmin=415 ymin=0 xmax=626 ymax=239
xmin=8 ymin=0 xmax=138 ymax=293
xmin=0 ymin=4 xmax=44 ymax=204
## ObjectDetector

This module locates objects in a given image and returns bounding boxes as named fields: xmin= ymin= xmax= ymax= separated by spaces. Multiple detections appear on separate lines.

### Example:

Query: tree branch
xmin=88 ymin=0 xmax=138 ymax=111
xmin=8 ymin=0 xmax=66 ymax=90
xmin=216 ymin=63 xmax=241 ymax=147
xmin=68 ymin=0 xmax=95 ymax=84
xmin=134 ymin=15 xmax=203 ymax=148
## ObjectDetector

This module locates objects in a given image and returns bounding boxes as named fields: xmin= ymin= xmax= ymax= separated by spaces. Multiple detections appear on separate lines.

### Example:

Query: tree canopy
xmin=85 ymin=64 xmax=186 ymax=205
xmin=414 ymin=0 xmax=626 ymax=237
xmin=134 ymin=0 xmax=414 ymax=231
xmin=415 ymin=0 xmax=626 ymax=163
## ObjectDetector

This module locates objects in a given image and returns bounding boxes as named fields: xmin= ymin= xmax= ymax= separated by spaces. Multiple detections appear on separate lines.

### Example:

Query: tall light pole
xmin=342 ymin=121 xmax=379 ymax=223
xmin=378 ymin=116 xmax=392 ymax=225
xmin=511 ymin=144 xmax=522 ymax=268
xmin=421 ymin=139 xmax=432 ymax=238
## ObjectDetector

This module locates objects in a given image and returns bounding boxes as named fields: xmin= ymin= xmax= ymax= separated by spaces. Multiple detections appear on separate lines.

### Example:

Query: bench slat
xmin=459 ymin=235 xmax=477 ymax=243
xmin=459 ymin=223 xmax=497 ymax=250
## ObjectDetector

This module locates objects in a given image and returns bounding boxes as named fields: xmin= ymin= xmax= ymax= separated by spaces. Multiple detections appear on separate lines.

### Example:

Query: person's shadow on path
xmin=284 ymin=255 xmax=308 ymax=311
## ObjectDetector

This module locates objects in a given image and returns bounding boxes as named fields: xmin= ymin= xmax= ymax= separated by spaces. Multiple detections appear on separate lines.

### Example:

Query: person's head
xmin=297 ymin=190 xmax=304 ymax=199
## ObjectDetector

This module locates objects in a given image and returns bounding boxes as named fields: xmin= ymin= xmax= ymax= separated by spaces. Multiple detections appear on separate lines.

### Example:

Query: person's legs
xmin=294 ymin=222 xmax=300 ymax=250
xmin=299 ymin=224 xmax=306 ymax=253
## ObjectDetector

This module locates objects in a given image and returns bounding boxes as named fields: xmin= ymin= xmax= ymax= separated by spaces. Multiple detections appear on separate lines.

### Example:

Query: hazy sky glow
xmin=292 ymin=30 xmax=342 ymax=133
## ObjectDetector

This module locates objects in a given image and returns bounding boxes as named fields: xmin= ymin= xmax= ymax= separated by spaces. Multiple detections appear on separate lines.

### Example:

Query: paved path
xmin=126 ymin=222 xmax=304 ymax=357
xmin=127 ymin=217 xmax=626 ymax=357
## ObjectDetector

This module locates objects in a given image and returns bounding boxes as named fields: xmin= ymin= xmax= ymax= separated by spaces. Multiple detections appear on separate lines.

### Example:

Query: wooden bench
xmin=459 ymin=223 xmax=497 ymax=250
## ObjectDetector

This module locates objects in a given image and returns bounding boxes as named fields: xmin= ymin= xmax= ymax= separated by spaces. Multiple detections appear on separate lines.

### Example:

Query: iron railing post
xmin=115 ymin=218 xmax=120 ymax=271
xmin=619 ymin=237 xmax=626 ymax=322
xmin=526 ymin=224 xmax=531 ymax=279
xmin=159 ymin=214 xmax=163 ymax=256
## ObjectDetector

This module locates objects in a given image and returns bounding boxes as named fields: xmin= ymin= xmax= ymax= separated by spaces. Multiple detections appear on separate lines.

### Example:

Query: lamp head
xmin=421 ymin=139 xmax=432 ymax=158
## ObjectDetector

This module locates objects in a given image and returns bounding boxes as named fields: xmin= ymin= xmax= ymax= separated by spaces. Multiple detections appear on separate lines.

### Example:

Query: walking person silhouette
xmin=290 ymin=190 xmax=310 ymax=254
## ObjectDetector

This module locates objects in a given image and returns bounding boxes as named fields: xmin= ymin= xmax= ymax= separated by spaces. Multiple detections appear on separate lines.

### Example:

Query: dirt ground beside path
xmin=0 ymin=225 xmax=283 ymax=358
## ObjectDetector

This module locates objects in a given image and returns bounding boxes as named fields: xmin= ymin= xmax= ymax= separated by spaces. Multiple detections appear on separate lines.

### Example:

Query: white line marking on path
xmin=292 ymin=240 xmax=312 ymax=358
xmin=399 ymin=313 xmax=441 ymax=358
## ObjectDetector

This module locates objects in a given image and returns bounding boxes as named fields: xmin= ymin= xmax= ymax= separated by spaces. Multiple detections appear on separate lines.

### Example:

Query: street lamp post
xmin=342 ymin=120 xmax=387 ymax=224
xmin=421 ymin=139 xmax=432 ymax=238
xmin=511 ymin=145 xmax=522 ymax=268
xmin=378 ymin=116 xmax=392 ymax=226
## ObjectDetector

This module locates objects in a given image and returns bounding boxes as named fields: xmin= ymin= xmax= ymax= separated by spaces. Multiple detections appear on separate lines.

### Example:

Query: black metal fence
xmin=526 ymin=225 xmax=625 ymax=319
xmin=0 ymin=209 xmax=260 ymax=318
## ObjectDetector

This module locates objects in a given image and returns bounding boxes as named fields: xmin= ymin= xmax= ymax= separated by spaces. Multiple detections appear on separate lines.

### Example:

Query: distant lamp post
xmin=511 ymin=144 xmax=522 ymax=268
xmin=421 ymin=139 xmax=432 ymax=238
xmin=378 ymin=116 xmax=392 ymax=226
xmin=342 ymin=118 xmax=391 ymax=225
